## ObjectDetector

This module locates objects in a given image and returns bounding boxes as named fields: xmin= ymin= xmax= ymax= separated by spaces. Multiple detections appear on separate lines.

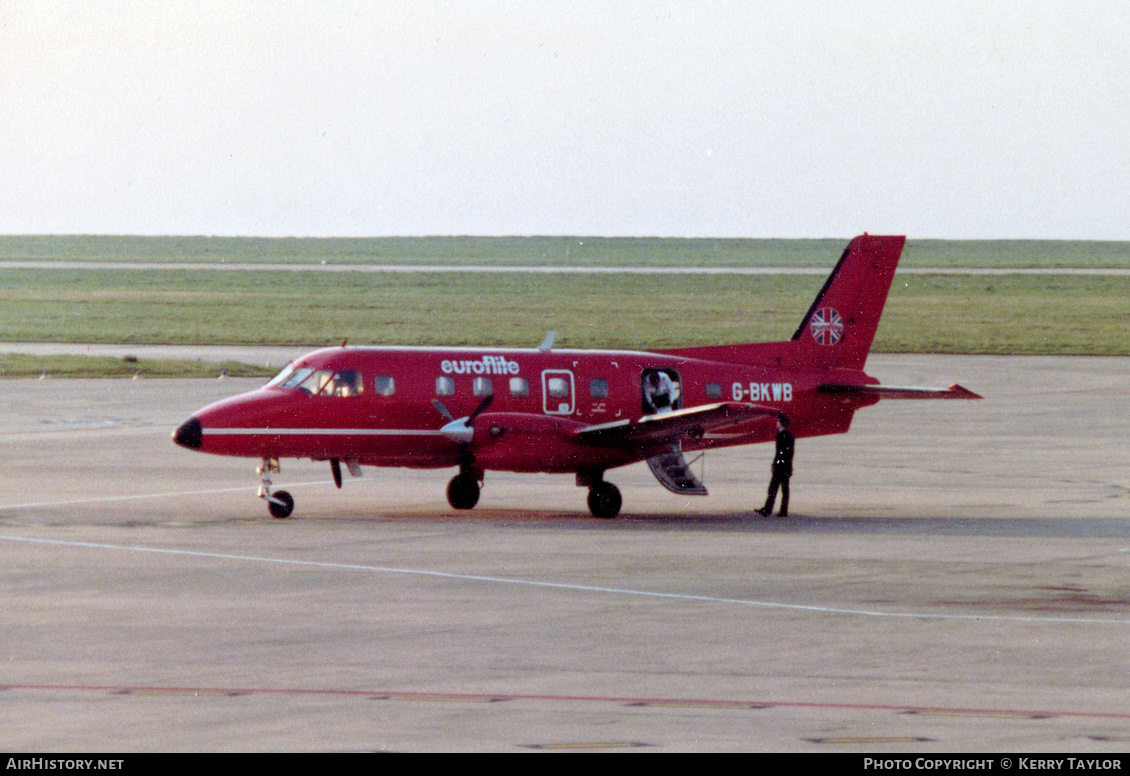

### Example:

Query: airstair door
xmin=646 ymin=442 xmax=708 ymax=495
xmin=542 ymin=370 xmax=575 ymax=415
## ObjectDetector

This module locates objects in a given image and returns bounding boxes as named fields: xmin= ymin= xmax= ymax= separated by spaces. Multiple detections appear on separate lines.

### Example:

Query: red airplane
xmin=173 ymin=234 xmax=980 ymax=519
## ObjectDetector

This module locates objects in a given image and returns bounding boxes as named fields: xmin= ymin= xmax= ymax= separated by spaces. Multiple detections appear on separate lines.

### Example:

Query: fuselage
xmin=174 ymin=344 xmax=879 ymax=474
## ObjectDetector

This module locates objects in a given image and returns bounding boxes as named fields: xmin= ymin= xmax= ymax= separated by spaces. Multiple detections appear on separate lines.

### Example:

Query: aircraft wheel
xmin=268 ymin=490 xmax=294 ymax=519
xmin=447 ymin=474 xmax=480 ymax=510
xmin=587 ymin=482 xmax=622 ymax=519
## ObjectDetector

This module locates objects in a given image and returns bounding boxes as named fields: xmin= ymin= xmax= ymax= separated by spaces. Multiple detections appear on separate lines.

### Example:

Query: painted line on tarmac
xmin=0 ymin=481 xmax=334 ymax=511
xmin=3 ymin=683 xmax=1129 ymax=720
xmin=1 ymin=534 xmax=1126 ymax=626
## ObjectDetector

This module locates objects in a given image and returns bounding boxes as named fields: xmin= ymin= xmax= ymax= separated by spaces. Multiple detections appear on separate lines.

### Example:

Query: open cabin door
xmin=638 ymin=368 xmax=706 ymax=495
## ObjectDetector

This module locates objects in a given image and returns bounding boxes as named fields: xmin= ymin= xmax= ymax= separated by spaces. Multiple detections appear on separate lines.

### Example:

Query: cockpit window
xmin=331 ymin=370 xmax=364 ymax=397
xmin=280 ymin=367 xmax=315 ymax=389
xmin=266 ymin=363 xmax=301 ymax=389
xmin=268 ymin=366 xmax=363 ymax=397
xmin=296 ymin=369 xmax=335 ymax=395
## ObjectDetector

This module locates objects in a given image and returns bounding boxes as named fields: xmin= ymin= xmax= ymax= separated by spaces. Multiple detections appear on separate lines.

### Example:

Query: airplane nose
xmin=173 ymin=417 xmax=203 ymax=449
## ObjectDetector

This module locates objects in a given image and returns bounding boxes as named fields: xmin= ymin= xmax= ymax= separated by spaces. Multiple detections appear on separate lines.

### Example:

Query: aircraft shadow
xmin=465 ymin=511 xmax=1130 ymax=539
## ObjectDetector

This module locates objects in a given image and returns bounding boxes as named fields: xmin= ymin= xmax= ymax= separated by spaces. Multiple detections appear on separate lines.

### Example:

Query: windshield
xmin=265 ymin=363 xmax=303 ymax=389
xmin=265 ymin=365 xmax=363 ymax=397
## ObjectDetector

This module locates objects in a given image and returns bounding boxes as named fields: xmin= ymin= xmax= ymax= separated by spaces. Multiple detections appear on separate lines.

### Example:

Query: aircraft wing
xmin=573 ymin=402 xmax=777 ymax=447
xmin=819 ymin=383 xmax=983 ymax=400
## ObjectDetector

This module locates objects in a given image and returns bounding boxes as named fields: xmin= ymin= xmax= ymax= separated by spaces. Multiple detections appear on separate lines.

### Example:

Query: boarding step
xmin=646 ymin=442 xmax=708 ymax=495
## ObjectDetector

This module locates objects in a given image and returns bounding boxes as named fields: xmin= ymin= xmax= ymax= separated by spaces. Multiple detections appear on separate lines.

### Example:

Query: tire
xmin=268 ymin=490 xmax=295 ymax=519
xmin=447 ymin=474 xmax=480 ymax=510
xmin=587 ymin=482 xmax=622 ymax=519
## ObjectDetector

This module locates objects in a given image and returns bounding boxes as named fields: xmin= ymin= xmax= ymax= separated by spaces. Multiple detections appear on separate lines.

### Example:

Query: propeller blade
xmin=465 ymin=394 xmax=494 ymax=426
xmin=431 ymin=399 xmax=455 ymax=423
xmin=330 ymin=458 xmax=343 ymax=489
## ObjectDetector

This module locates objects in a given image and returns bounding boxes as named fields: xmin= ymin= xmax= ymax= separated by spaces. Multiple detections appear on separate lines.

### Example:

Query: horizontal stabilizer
xmin=819 ymin=383 xmax=983 ymax=400
xmin=574 ymin=402 xmax=777 ymax=447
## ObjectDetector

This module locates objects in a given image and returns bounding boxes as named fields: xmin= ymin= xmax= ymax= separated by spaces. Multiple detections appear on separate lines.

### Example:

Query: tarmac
xmin=0 ymin=354 xmax=1126 ymax=752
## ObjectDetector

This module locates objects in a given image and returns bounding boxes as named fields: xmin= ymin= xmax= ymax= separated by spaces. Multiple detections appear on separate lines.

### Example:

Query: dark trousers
xmin=763 ymin=465 xmax=790 ymax=515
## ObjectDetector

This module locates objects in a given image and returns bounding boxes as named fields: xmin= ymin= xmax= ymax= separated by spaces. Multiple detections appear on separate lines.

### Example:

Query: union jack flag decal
xmin=810 ymin=307 xmax=844 ymax=346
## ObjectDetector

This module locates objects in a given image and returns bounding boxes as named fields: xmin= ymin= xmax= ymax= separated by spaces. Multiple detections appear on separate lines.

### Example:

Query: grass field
xmin=0 ymin=354 xmax=271 ymax=379
xmin=1 ymin=263 xmax=1126 ymax=357
xmin=1 ymin=235 xmax=1127 ymax=268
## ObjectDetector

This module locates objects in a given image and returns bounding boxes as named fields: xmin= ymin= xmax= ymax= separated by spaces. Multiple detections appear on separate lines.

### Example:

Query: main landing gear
xmin=446 ymin=472 xmax=481 ymax=510
xmin=443 ymin=467 xmax=624 ymax=518
xmin=587 ymin=482 xmax=622 ymax=519
xmin=579 ymin=471 xmax=622 ymax=519
xmin=446 ymin=441 xmax=483 ymax=511
xmin=258 ymin=458 xmax=294 ymax=519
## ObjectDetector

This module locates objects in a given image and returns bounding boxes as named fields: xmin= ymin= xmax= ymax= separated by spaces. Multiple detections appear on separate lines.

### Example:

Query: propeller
xmin=432 ymin=395 xmax=494 ymax=445
xmin=330 ymin=458 xmax=343 ymax=488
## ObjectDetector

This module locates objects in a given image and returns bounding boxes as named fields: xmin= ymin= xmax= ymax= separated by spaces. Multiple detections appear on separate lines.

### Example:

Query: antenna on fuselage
xmin=538 ymin=330 xmax=556 ymax=352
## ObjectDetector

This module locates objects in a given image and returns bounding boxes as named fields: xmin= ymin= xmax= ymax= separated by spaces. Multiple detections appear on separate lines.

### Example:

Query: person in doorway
xmin=756 ymin=414 xmax=794 ymax=517
xmin=643 ymin=371 xmax=675 ymax=414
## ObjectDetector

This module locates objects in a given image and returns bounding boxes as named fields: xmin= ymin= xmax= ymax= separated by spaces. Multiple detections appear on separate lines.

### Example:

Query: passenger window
xmin=374 ymin=375 xmax=395 ymax=396
xmin=509 ymin=377 xmax=529 ymax=397
xmin=436 ymin=376 xmax=454 ymax=396
xmin=589 ymin=378 xmax=609 ymax=399
xmin=706 ymin=383 xmax=722 ymax=399
xmin=548 ymin=377 xmax=569 ymax=398
xmin=473 ymin=377 xmax=493 ymax=397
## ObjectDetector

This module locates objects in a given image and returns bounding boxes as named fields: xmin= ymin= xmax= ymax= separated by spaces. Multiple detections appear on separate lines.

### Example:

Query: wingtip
xmin=948 ymin=384 xmax=983 ymax=400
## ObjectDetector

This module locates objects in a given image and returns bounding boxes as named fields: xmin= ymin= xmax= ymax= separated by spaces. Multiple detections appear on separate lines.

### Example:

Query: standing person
xmin=756 ymin=414 xmax=794 ymax=517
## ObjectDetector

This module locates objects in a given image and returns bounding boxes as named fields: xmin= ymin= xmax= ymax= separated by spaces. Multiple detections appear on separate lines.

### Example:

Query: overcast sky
xmin=2 ymin=1 xmax=1127 ymax=239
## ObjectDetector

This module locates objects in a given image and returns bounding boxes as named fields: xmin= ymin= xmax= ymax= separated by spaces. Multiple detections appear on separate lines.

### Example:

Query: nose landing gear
xmin=257 ymin=458 xmax=294 ymax=519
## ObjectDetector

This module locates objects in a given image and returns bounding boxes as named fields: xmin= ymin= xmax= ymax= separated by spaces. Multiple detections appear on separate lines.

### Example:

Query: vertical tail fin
xmin=790 ymin=234 xmax=904 ymax=370
xmin=657 ymin=234 xmax=905 ymax=370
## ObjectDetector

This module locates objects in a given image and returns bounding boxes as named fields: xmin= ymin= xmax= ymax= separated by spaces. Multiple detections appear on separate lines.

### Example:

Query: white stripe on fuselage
xmin=203 ymin=428 xmax=444 ymax=436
